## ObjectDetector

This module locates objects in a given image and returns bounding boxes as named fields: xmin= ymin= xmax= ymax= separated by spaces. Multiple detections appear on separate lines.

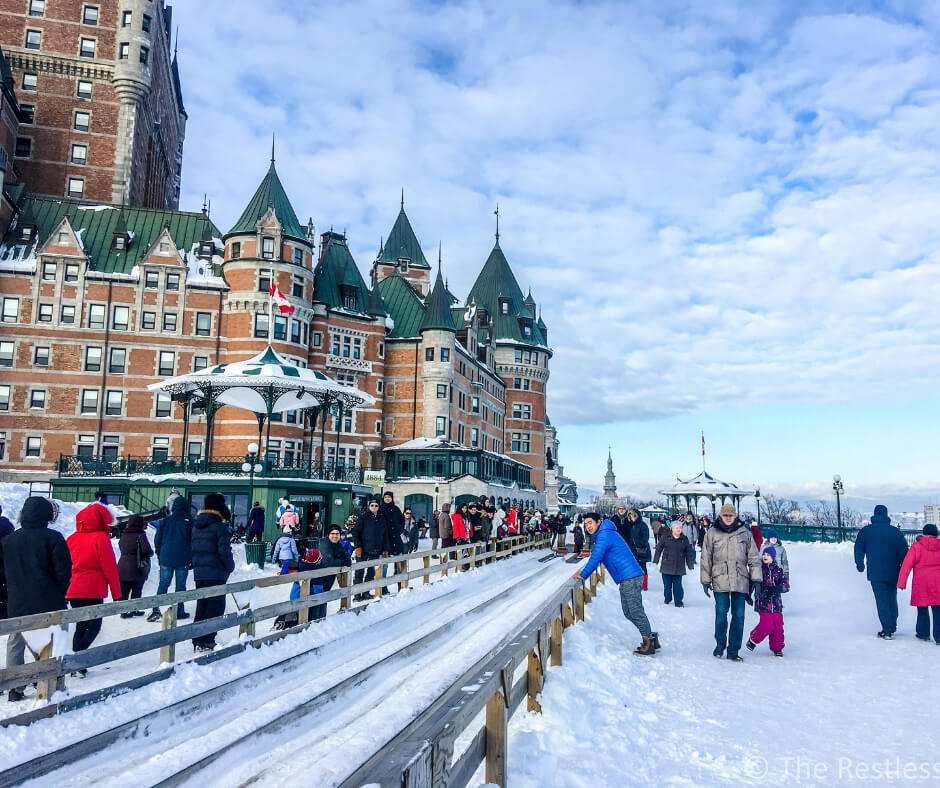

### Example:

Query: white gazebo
xmin=148 ymin=345 xmax=375 ymax=472
xmin=658 ymin=471 xmax=756 ymax=519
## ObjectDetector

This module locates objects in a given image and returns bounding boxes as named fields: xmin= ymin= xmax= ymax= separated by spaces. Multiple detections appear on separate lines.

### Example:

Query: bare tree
xmin=760 ymin=493 xmax=803 ymax=524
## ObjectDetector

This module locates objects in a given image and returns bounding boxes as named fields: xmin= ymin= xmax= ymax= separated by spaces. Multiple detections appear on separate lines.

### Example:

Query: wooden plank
xmin=576 ymin=587 xmax=585 ymax=621
xmin=34 ymin=642 xmax=56 ymax=702
xmin=339 ymin=568 xmax=350 ymax=611
xmin=448 ymin=728 xmax=484 ymax=788
xmin=423 ymin=555 xmax=430 ymax=585
xmin=297 ymin=579 xmax=311 ymax=626
xmin=562 ymin=602 xmax=574 ymax=629
xmin=526 ymin=648 xmax=542 ymax=713
xmin=550 ymin=616 xmax=562 ymax=667
xmin=485 ymin=689 xmax=507 ymax=786
xmin=440 ymin=551 xmax=448 ymax=578
xmin=159 ymin=606 xmax=177 ymax=665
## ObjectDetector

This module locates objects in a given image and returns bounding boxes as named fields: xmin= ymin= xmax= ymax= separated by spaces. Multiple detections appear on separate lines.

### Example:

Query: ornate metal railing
xmin=57 ymin=454 xmax=365 ymax=484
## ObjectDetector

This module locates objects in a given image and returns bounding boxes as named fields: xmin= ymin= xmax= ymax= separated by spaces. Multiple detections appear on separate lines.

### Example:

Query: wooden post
xmin=562 ymin=603 xmax=574 ymax=629
xmin=423 ymin=554 xmax=431 ymax=585
xmin=398 ymin=560 xmax=408 ymax=592
xmin=34 ymin=641 xmax=56 ymax=701
xmin=441 ymin=551 xmax=449 ymax=578
xmin=590 ymin=572 xmax=598 ymax=597
xmin=550 ymin=616 xmax=563 ymax=667
xmin=526 ymin=647 xmax=542 ymax=713
xmin=339 ymin=568 xmax=350 ymax=611
xmin=599 ymin=565 xmax=606 ymax=584
xmin=374 ymin=563 xmax=384 ymax=599
xmin=576 ymin=587 xmax=585 ymax=622
xmin=485 ymin=689 xmax=508 ymax=786
xmin=159 ymin=605 xmax=177 ymax=664
xmin=297 ymin=579 xmax=311 ymax=625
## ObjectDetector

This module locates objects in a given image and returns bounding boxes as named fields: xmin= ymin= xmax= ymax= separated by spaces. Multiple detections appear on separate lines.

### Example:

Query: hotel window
xmin=19 ymin=105 xmax=34 ymax=125
xmin=377 ymin=380 xmax=383 ymax=393
xmin=29 ymin=0 xmax=44 ymax=16
xmin=109 ymin=347 xmax=126 ymax=373
xmin=79 ymin=37 xmax=95 ymax=58
xmin=82 ymin=5 xmax=98 ymax=25
xmin=2 ymin=298 xmax=18 ymax=324
xmin=76 ymin=435 xmax=95 ymax=457
xmin=166 ymin=273 xmax=179 ymax=291
xmin=67 ymin=177 xmax=85 ymax=198
xmin=141 ymin=311 xmax=155 ymax=330
xmin=25 ymin=437 xmax=42 ymax=458
xmin=155 ymin=393 xmax=171 ymax=417
xmin=292 ymin=274 xmax=303 ymax=297
xmin=112 ymin=305 xmax=129 ymax=330
xmin=162 ymin=312 xmax=177 ymax=331
xmin=84 ymin=346 xmax=101 ymax=371
xmin=341 ymin=336 xmax=352 ymax=357
xmin=195 ymin=312 xmax=211 ymax=336
xmin=76 ymin=79 xmax=92 ymax=99
xmin=61 ymin=304 xmax=75 ymax=323
xmin=0 ymin=342 xmax=13 ymax=366
xmin=70 ymin=143 xmax=87 ymax=165
xmin=230 ymin=241 xmax=241 ymax=259
xmin=471 ymin=428 xmax=479 ymax=447
xmin=273 ymin=315 xmax=287 ymax=340
xmin=121 ymin=10 xmax=131 ymax=26
xmin=425 ymin=347 xmax=434 ymax=361
xmin=139 ymin=45 xmax=149 ymax=64
xmin=261 ymin=237 xmax=275 ymax=259
xmin=101 ymin=435 xmax=119 ymax=460
xmin=292 ymin=248 xmax=303 ymax=266
xmin=511 ymin=433 xmax=531 ymax=453
xmin=440 ymin=348 xmax=450 ymax=362
xmin=352 ymin=337 xmax=362 ymax=359
xmin=435 ymin=416 xmax=446 ymax=436
xmin=158 ymin=351 xmax=174 ymax=376
xmin=118 ymin=42 xmax=129 ymax=59
xmin=471 ymin=396 xmax=479 ymax=413
xmin=378 ymin=342 xmax=384 ymax=358
xmin=15 ymin=137 xmax=31 ymax=158
xmin=152 ymin=437 xmax=169 ymax=461
xmin=313 ymin=332 xmax=322 ymax=348
xmin=145 ymin=270 xmax=159 ymax=288
xmin=29 ymin=390 xmax=45 ymax=409
xmin=37 ymin=303 xmax=52 ymax=322
xmin=34 ymin=346 xmax=49 ymax=366
xmin=65 ymin=263 xmax=79 ymax=282
xmin=254 ymin=313 xmax=269 ymax=338
xmin=290 ymin=319 xmax=301 ymax=344
xmin=187 ymin=441 xmax=201 ymax=461
xmin=42 ymin=261 xmax=56 ymax=280
xmin=80 ymin=389 xmax=98 ymax=413
xmin=74 ymin=111 xmax=90 ymax=132
xmin=193 ymin=355 xmax=208 ymax=371
xmin=21 ymin=73 xmax=37 ymax=91
xmin=258 ymin=269 xmax=271 ymax=292
xmin=0 ymin=386 xmax=8 ymax=411
xmin=86 ymin=304 xmax=104 ymax=328
xmin=105 ymin=390 xmax=123 ymax=416
xmin=25 ymin=30 xmax=41 ymax=50
xmin=341 ymin=286 xmax=357 ymax=311
xmin=142 ymin=13 xmax=151 ymax=32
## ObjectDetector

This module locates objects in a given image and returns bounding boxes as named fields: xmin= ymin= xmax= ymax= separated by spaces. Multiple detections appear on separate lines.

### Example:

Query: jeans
xmin=618 ymin=576 xmax=652 ymax=637
xmin=153 ymin=564 xmax=189 ymax=615
xmin=354 ymin=551 xmax=380 ymax=594
xmin=193 ymin=578 xmax=226 ymax=648
xmin=70 ymin=598 xmax=104 ymax=652
xmin=916 ymin=606 xmax=940 ymax=642
xmin=870 ymin=580 xmax=899 ymax=634
xmin=714 ymin=591 xmax=747 ymax=656
xmin=663 ymin=574 xmax=684 ymax=605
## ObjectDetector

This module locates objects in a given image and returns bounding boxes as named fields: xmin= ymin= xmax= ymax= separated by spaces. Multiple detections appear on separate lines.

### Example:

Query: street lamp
xmin=832 ymin=474 xmax=844 ymax=542
xmin=755 ymin=487 xmax=761 ymax=529
xmin=710 ymin=494 xmax=717 ymax=521
xmin=242 ymin=442 xmax=263 ymax=524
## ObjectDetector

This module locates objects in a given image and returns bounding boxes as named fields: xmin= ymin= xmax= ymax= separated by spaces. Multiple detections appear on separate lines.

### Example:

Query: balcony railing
xmin=57 ymin=454 xmax=365 ymax=484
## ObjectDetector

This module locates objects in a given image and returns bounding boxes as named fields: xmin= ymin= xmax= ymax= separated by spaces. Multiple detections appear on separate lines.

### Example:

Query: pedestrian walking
xmin=897 ymin=524 xmax=940 ymax=643
xmin=278 ymin=503 xmax=300 ymax=533
xmin=247 ymin=501 xmax=266 ymax=543
xmin=746 ymin=546 xmax=786 ymax=656
xmin=147 ymin=495 xmax=193 ymax=622
xmin=272 ymin=526 xmax=300 ymax=575
xmin=611 ymin=505 xmax=631 ymax=547
xmin=438 ymin=502 xmax=453 ymax=549
xmin=66 ymin=503 xmax=122 ymax=665
xmin=190 ymin=492 xmax=235 ymax=652
xmin=761 ymin=528 xmax=789 ymax=590
xmin=352 ymin=499 xmax=389 ymax=601
xmin=117 ymin=514 xmax=152 ymax=616
xmin=0 ymin=497 xmax=71 ymax=700
xmin=628 ymin=508 xmax=651 ymax=590
xmin=854 ymin=504 xmax=909 ymax=639
xmin=575 ymin=512 xmax=658 ymax=656
xmin=429 ymin=508 xmax=441 ymax=549
xmin=572 ymin=521 xmax=585 ymax=554
xmin=700 ymin=503 xmax=761 ymax=661
xmin=653 ymin=521 xmax=695 ymax=606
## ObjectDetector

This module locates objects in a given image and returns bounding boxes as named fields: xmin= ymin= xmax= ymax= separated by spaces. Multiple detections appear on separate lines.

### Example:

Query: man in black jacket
xmin=352 ymin=499 xmax=389 ymax=601
xmin=380 ymin=492 xmax=406 ymax=556
xmin=855 ymin=504 xmax=909 ymax=639
xmin=0 ymin=496 xmax=72 ymax=700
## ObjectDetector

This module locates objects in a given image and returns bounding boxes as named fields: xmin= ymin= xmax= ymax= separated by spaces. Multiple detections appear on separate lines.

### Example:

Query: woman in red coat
xmin=897 ymin=524 xmax=940 ymax=643
xmin=66 ymin=503 xmax=122 ymax=662
xmin=451 ymin=503 xmax=470 ymax=542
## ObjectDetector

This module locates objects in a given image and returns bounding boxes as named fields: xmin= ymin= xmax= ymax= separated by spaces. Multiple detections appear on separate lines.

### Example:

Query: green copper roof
xmin=377 ymin=206 xmax=430 ymax=269
xmin=377 ymin=273 xmax=426 ymax=338
xmin=312 ymin=232 xmax=372 ymax=316
xmin=465 ymin=241 xmax=547 ymax=346
xmin=420 ymin=268 xmax=457 ymax=333
xmin=367 ymin=277 xmax=388 ymax=317
xmin=0 ymin=194 xmax=220 ymax=274
xmin=227 ymin=161 xmax=306 ymax=242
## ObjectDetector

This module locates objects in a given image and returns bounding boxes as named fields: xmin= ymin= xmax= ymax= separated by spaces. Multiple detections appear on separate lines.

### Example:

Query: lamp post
xmin=241 ymin=442 xmax=263 ymax=524
xmin=710 ymin=494 xmax=717 ymax=521
xmin=755 ymin=487 xmax=761 ymax=529
xmin=832 ymin=474 xmax=844 ymax=542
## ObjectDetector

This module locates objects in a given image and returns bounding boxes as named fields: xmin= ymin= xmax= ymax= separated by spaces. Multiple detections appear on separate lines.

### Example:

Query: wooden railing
xmin=0 ymin=535 xmax=549 ymax=719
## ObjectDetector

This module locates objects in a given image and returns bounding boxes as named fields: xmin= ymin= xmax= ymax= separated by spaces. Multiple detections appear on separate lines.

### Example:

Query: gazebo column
xmin=180 ymin=396 xmax=190 ymax=469
xmin=334 ymin=402 xmax=344 ymax=476
xmin=318 ymin=400 xmax=329 ymax=477
xmin=255 ymin=413 xmax=265 ymax=447
xmin=203 ymin=389 xmax=216 ymax=469
xmin=306 ymin=407 xmax=319 ymax=478
xmin=263 ymin=384 xmax=275 ymax=471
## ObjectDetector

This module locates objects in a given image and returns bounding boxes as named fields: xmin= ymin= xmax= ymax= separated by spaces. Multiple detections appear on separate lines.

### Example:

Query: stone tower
xmin=603 ymin=449 xmax=617 ymax=498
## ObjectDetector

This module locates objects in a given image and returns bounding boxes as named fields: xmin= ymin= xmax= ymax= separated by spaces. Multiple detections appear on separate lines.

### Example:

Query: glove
xmin=702 ymin=583 xmax=711 ymax=598
xmin=856 ymin=564 xmax=864 ymax=573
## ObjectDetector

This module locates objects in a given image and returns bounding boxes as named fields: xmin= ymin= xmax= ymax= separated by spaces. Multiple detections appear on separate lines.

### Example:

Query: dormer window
xmin=112 ymin=233 xmax=126 ymax=251
xmin=21 ymin=225 xmax=35 ymax=242
xmin=499 ymin=298 xmax=510 ymax=315
xmin=198 ymin=239 xmax=213 ymax=260
xmin=261 ymin=237 xmax=275 ymax=260
xmin=398 ymin=257 xmax=409 ymax=273
xmin=477 ymin=308 xmax=487 ymax=324
xmin=159 ymin=240 xmax=169 ymax=253
xmin=340 ymin=284 xmax=358 ymax=311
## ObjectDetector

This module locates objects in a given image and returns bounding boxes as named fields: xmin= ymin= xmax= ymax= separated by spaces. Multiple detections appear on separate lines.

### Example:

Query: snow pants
xmin=193 ymin=579 xmax=226 ymax=648
xmin=662 ymin=574 xmax=684 ymax=605
xmin=70 ymin=598 xmax=104 ymax=652
xmin=916 ymin=606 xmax=940 ymax=643
xmin=749 ymin=611 xmax=785 ymax=651
xmin=870 ymin=580 xmax=899 ymax=635
xmin=618 ymin=576 xmax=652 ymax=638
xmin=714 ymin=591 xmax=747 ymax=657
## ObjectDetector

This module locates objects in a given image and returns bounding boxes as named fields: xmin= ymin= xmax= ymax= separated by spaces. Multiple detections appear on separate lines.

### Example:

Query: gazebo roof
xmin=148 ymin=345 xmax=375 ymax=414
xmin=657 ymin=471 xmax=755 ymax=498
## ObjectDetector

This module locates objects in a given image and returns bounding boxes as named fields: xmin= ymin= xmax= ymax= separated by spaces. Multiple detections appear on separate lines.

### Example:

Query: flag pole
xmin=701 ymin=431 xmax=706 ymax=473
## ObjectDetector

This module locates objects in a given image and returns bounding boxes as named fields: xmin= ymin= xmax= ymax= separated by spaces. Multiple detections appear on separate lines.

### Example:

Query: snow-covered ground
xmin=502 ymin=542 xmax=939 ymax=787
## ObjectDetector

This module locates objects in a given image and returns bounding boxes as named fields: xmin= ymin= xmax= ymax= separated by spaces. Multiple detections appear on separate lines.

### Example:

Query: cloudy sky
xmin=172 ymin=0 xmax=940 ymax=506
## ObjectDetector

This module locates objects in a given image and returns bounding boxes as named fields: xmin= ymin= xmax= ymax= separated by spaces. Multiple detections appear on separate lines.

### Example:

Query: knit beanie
xmin=924 ymin=524 xmax=939 ymax=537
xmin=719 ymin=503 xmax=736 ymax=517
xmin=304 ymin=548 xmax=322 ymax=564
xmin=327 ymin=524 xmax=342 ymax=535
xmin=763 ymin=546 xmax=777 ymax=560
xmin=873 ymin=504 xmax=888 ymax=518
xmin=763 ymin=527 xmax=778 ymax=540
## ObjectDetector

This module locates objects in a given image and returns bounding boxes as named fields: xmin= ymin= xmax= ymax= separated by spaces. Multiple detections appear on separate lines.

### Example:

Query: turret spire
xmin=494 ymin=203 xmax=500 ymax=243
xmin=270 ymin=133 xmax=275 ymax=164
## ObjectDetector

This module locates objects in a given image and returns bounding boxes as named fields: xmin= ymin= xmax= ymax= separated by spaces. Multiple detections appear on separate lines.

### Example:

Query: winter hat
xmin=19 ymin=496 xmax=56 ymax=527
xmin=282 ymin=525 xmax=292 ymax=534
xmin=719 ymin=503 xmax=736 ymax=517
xmin=923 ymin=524 xmax=939 ymax=537
xmin=873 ymin=504 xmax=888 ymax=518
xmin=327 ymin=524 xmax=342 ymax=535
xmin=125 ymin=514 xmax=146 ymax=532
xmin=204 ymin=492 xmax=231 ymax=521
xmin=304 ymin=548 xmax=322 ymax=564
xmin=764 ymin=528 xmax=778 ymax=540
xmin=763 ymin=546 xmax=777 ymax=560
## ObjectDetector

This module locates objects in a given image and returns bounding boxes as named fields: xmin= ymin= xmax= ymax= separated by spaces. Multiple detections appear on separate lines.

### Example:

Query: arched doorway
xmin=405 ymin=493 xmax=433 ymax=523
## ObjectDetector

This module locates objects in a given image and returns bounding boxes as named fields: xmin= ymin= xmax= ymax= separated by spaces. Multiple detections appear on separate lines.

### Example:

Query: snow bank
xmin=0 ymin=482 xmax=90 ymax=537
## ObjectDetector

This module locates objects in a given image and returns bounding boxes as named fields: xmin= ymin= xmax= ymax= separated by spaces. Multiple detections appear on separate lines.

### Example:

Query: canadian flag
xmin=269 ymin=283 xmax=295 ymax=314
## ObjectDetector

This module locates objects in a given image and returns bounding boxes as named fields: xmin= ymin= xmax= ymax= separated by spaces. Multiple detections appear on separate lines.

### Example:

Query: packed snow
xmin=501 ymin=541 xmax=940 ymax=787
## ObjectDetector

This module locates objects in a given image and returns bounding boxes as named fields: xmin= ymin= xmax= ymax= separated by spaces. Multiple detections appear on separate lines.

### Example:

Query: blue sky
xmin=171 ymin=1 xmax=940 ymax=505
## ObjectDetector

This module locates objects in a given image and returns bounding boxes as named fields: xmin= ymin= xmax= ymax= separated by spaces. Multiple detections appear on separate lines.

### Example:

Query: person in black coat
xmin=117 ymin=514 xmax=153 ymax=616
xmin=190 ymin=493 xmax=235 ymax=651
xmin=855 ymin=504 xmax=909 ymax=638
xmin=653 ymin=521 xmax=695 ymax=606
xmin=0 ymin=496 xmax=71 ymax=700
xmin=247 ymin=502 xmax=265 ymax=543
xmin=319 ymin=524 xmax=353 ymax=593
xmin=352 ymin=499 xmax=389 ymax=600
xmin=380 ymin=492 xmax=406 ymax=556
xmin=611 ymin=505 xmax=632 ymax=549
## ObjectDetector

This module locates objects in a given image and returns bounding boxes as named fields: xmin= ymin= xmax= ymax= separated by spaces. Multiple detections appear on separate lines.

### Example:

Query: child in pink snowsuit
xmin=746 ymin=546 xmax=786 ymax=656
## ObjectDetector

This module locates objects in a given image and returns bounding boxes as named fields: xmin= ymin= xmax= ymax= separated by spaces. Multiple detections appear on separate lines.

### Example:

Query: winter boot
xmin=146 ymin=610 xmax=162 ymax=623
xmin=651 ymin=632 xmax=661 ymax=652
xmin=7 ymin=688 xmax=26 ymax=702
xmin=634 ymin=636 xmax=656 ymax=656
xmin=713 ymin=646 xmax=724 ymax=658
xmin=773 ymin=650 xmax=784 ymax=657
xmin=726 ymin=653 xmax=744 ymax=663
xmin=745 ymin=639 xmax=756 ymax=652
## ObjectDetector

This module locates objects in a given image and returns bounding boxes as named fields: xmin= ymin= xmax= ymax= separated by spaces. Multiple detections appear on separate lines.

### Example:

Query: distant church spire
xmin=603 ymin=448 xmax=617 ymax=498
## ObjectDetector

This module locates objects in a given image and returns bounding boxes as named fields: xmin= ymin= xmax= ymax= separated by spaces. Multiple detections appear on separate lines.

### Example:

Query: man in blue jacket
xmin=855 ymin=504 xmax=909 ymax=639
xmin=147 ymin=495 xmax=193 ymax=622
xmin=574 ymin=512 xmax=658 ymax=656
